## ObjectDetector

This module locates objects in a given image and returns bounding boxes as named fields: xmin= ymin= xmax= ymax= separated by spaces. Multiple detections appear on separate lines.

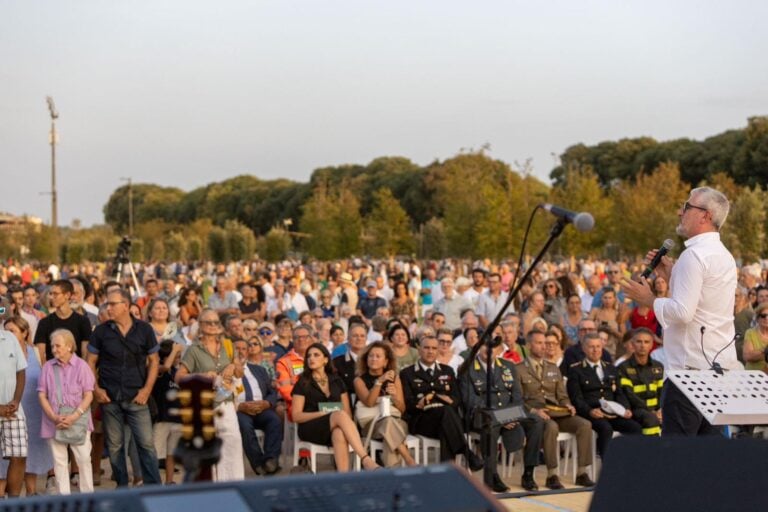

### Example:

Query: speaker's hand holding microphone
xmin=621 ymin=239 xmax=675 ymax=309
xmin=641 ymin=239 xmax=675 ymax=283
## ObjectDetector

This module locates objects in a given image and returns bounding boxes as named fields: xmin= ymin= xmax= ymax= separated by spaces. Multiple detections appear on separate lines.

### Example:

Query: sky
xmin=1 ymin=0 xmax=766 ymax=227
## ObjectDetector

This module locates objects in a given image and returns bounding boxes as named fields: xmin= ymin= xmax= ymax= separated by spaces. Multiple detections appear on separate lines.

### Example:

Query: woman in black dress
xmin=291 ymin=343 xmax=379 ymax=471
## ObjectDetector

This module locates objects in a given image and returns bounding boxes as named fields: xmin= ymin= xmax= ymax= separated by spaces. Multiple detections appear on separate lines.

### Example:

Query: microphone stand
xmin=479 ymin=217 xmax=568 ymax=488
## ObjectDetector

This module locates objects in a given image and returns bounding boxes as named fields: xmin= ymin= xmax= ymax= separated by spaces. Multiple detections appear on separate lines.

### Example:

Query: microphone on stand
xmin=540 ymin=204 xmax=595 ymax=232
xmin=640 ymin=239 xmax=675 ymax=279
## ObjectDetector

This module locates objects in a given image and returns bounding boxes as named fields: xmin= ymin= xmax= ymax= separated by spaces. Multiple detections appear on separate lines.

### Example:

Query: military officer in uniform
xmin=459 ymin=336 xmax=544 ymax=493
xmin=618 ymin=327 xmax=664 ymax=436
xmin=517 ymin=330 xmax=595 ymax=489
xmin=400 ymin=335 xmax=484 ymax=471
xmin=567 ymin=332 xmax=642 ymax=458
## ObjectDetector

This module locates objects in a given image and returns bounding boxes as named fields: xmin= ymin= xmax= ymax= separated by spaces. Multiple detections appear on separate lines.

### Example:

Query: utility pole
xmin=46 ymin=96 xmax=59 ymax=260
xmin=121 ymin=177 xmax=134 ymax=237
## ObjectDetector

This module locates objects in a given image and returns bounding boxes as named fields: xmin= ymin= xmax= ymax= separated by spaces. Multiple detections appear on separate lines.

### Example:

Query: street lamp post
xmin=46 ymin=96 xmax=59 ymax=260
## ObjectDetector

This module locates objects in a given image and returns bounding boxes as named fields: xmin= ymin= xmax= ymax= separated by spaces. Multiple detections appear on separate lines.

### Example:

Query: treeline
xmin=551 ymin=116 xmax=768 ymax=188
xmin=3 ymin=117 xmax=766 ymax=264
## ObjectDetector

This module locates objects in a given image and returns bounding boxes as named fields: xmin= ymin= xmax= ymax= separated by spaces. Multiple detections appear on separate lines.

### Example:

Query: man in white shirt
xmin=433 ymin=278 xmax=472 ymax=331
xmin=476 ymin=272 xmax=510 ymax=328
xmin=622 ymin=187 xmax=738 ymax=436
xmin=462 ymin=268 xmax=488 ymax=309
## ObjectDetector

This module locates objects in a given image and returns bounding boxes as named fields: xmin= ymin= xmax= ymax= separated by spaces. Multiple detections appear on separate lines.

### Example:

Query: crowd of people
xmin=0 ymin=251 xmax=766 ymax=497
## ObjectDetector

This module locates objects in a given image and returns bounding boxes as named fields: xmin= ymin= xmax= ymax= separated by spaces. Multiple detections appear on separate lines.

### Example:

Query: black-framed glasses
xmin=683 ymin=201 xmax=708 ymax=213
xmin=200 ymin=320 xmax=220 ymax=326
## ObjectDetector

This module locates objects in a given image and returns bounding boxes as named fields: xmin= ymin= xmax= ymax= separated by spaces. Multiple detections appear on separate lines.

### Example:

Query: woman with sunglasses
xmin=175 ymin=309 xmax=245 ymax=481
xmin=541 ymin=279 xmax=566 ymax=327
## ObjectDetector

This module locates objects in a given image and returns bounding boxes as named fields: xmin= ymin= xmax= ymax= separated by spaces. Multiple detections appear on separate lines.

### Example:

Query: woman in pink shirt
xmin=38 ymin=329 xmax=95 ymax=495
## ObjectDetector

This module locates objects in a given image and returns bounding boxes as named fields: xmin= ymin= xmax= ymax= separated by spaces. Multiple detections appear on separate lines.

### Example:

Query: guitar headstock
xmin=169 ymin=374 xmax=222 ymax=482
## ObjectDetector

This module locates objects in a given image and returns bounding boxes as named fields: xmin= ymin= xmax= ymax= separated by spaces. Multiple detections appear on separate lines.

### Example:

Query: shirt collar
xmin=684 ymin=231 xmax=720 ymax=249
xmin=419 ymin=361 xmax=437 ymax=372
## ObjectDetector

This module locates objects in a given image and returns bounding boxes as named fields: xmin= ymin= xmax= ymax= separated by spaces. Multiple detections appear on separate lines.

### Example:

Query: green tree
xmin=733 ymin=116 xmax=768 ymax=186
xmin=300 ymin=181 xmax=341 ymax=260
xmin=365 ymin=188 xmax=413 ymax=257
xmin=550 ymin=164 xmax=613 ymax=257
xmin=335 ymin=187 xmax=363 ymax=256
xmin=164 ymin=232 xmax=187 ymax=261
xmin=89 ymin=237 xmax=108 ymax=262
xmin=299 ymin=181 xmax=363 ymax=259
xmin=225 ymin=220 xmax=257 ymax=261
xmin=103 ymin=184 xmax=185 ymax=232
xmin=208 ymin=226 xmax=229 ymax=262
xmin=722 ymin=185 xmax=766 ymax=263
xmin=129 ymin=238 xmax=144 ymax=261
xmin=610 ymin=162 xmax=690 ymax=256
xmin=187 ymin=236 xmax=203 ymax=261
xmin=262 ymin=227 xmax=291 ymax=262
xmin=420 ymin=218 xmax=447 ymax=259
xmin=28 ymin=225 xmax=57 ymax=262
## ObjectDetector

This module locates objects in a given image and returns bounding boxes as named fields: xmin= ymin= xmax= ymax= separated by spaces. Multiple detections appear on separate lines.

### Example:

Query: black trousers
xmin=587 ymin=416 xmax=642 ymax=458
xmin=409 ymin=405 xmax=467 ymax=460
xmin=480 ymin=415 xmax=544 ymax=479
xmin=661 ymin=381 xmax=722 ymax=437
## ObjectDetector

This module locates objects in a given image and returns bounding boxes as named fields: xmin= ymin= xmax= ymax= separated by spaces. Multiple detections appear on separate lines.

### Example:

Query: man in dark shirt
xmin=239 ymin=282 xmax=265 ymax=321
xmin=560 ymin=319 xmax=612 ymax=375
xmin=358 ymin=281 xmax=386 ymax=320
xmin=333 ymin=322 xmax=368 ymax=399
xmin=86 ymin=288 xmax=162 ymax=487
xmin=34 ymin=279 xmax=92 ymax=362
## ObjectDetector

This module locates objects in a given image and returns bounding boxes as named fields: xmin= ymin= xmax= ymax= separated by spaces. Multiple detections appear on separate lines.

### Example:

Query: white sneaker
xmin=45 ymin=476 xmax=58 ymax=495
xmin=70 ymin=473 xmax=80 ymax=487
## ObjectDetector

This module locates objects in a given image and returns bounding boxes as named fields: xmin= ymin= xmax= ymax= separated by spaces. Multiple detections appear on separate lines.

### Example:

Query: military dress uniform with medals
xmin=400 ymin=362 xmax=473 ymax=464
xmin=566 ymin=359 xmax=642 ymax=458
xmin=618 ymin=356 xmax=664 ymax=436
xmin=459 ymin=356 xmax=544 ymax=490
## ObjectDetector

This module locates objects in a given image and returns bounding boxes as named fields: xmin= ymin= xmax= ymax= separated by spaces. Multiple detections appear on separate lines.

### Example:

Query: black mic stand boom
xmin=477 ymin=218 xmax=568 ymax=488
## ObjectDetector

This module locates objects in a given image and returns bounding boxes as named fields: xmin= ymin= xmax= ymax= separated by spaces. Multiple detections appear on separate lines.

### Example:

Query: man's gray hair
xmin=691 ymin=186 xmax=730 ymax=230
xmin=581 ymin=331 xmax=601 ymax=346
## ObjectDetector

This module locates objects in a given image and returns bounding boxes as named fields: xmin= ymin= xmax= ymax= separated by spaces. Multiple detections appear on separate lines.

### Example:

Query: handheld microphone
xmin=640 ymin=239 xmax=675 ymax=279
xmin=540 ymin=204 xmax=595 ymax=232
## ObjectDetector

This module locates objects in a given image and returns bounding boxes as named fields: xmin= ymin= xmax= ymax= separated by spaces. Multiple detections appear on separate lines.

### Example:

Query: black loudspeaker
xmin=3 ymin=464 xmax=504 ymax=512
xmin=590 ymin=436 xmax=768 ymax=512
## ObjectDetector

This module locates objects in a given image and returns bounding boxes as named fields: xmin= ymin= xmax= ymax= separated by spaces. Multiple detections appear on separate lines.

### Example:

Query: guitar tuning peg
xmin=177 ymin=389 xmax=192 ymax=406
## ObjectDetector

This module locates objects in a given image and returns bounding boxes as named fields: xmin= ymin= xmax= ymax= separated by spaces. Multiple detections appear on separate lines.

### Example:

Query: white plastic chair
xmin=417 ymin=435 xmax=441 ymax=464
xmin=292 ymin=427 xmax=360 ymax=472
xmin=556 ymin=431 xmax=577 ymax=480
